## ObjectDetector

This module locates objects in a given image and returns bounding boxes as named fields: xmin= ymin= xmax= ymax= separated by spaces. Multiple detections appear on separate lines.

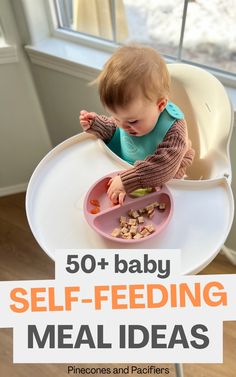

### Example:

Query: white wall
xmin=0 ymin=0 xmax=52 ymax=196
xmin=30 ymin=64 xmax=104 ymax=146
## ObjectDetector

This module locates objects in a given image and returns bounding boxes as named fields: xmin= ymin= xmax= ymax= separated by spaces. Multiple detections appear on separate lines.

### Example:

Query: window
xmin=53 ymin=0 xmax=236 ymax=76
xmin=0 ymin=19 xmax=6 ymax=46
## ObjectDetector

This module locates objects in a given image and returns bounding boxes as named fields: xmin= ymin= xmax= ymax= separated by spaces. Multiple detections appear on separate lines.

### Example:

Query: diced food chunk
xmin=147 ymin=209 xmax=155 ymax=218
xmin=90 ymin=207 xmax=100 ymax=214
xmin=137 ymin=216 xmax=145 ymax=224
xmin=145 ymin=224 xmax=155 ymax=233
xmin=140 ymin=228 xmax=150 ymax=237
xmin=89 ymin=198 xmax=101 ymax=214
xmin=158 ymin=203 xmax=166 ymax=211
xmin=145 ymin=204 xmax=155 ymax=212
xmin=128 ymin=209 xmax=139 ymax=219
xmin=110 ymin=199 xmax=167 ymax=239
xmin=130 ymin=225 xmax=138 ymax=235
xmin=121 ymin=232 xmax=132 ymax=239
xmin=128 ymin=218 xmax=137 ymax=226
xmin=120 ymin=216 xmax=127 ymax=226
xmin=111 ymin=228 xmax=121 ymax=237
xmin=90 ymin=199 xmax=100 ymax=206
xmin=133 ymin=233 xmax=143 ymax=239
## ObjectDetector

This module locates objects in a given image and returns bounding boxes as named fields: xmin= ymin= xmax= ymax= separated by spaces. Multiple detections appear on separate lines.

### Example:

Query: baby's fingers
xmin=87 ymin=113 xmax=96 ymax=120
xmin=80 ymin=110 xmax=87 ymax=115
xmin=81 ymin=123 xmax=90 ymax=131
xmin=110 ymin=192 xmax=119 ymax=204
xmin=80 ymin=110 xmax=95 ymax=121
xmin=107 ymin=179 xmax=113 ymax=193
xmin=118 ymin=192 xmax=126 ymax=205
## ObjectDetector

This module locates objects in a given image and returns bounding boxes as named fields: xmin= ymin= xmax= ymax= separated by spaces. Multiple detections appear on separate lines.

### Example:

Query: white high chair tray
xmin=26 ymin=133 xmax=234 ymax=275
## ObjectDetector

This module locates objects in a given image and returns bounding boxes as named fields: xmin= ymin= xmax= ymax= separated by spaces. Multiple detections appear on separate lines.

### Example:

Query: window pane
xmin=57 ymin=0 xmax=129 ymax=43
xmin=182 ymin=0 xmax=236 ymax=74
xmin=123 ymin=0 xmax=184 ymax=57
xmin=55 ymin=0 xmax=236 ymax=75
xmin=0 ymin=22 xmax=5 ymax=46
xmin=56 ymin=0 xmax=183 ymax=53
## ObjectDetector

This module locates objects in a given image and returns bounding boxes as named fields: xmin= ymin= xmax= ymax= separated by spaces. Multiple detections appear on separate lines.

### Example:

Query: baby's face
xmin=108 ymin=96 xmax=167 ymax=137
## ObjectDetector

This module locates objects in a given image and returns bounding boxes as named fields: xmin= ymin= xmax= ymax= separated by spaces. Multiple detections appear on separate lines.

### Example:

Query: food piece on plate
xmin=130 ymin=225 xmax=138 ymax=235
xmin=111 ymin=228 xmax=121 ymax=237
xmin=133 ymin=233 xmax=143 ymax=239
xmin=138 ymin=208 xmax=145 ymax=215
xmin=158 ymin=203 xmax=166 ymax=211
xmin=128 ymin=218 xmax=137 ymax=226
xmin=137 ymin=216 xmax=145 ymax=224
xmin=120 ymin=216 xmax=128 ymax=226
xmin=90 ymin=207 xmax=100 ymax=214
xmin=130 ymin=188 xmax=153 ymax=197
xmin=145 ymin=204 xmax=155 ymax=212
xmin=145 ymin=224 xmax=155 ymax=233
xmin=121 ymin=226 xmax=129 ymax=234
xmin=121 ymin=232 xmax=132 ymax=239
xmin=140 ymin=228 xmax=150 ymax=237
xmin=90 ymin=199 xmax=100 ymax=207
xmin=147 ymin=209 xmax=155 ymax=218
xmin=128 ymin=209 xmax=139 ymax=219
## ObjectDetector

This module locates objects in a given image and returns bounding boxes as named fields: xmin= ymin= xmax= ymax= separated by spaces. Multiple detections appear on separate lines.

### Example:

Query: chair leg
xmin=221 ymin=245 xmax=236 ymax=265
xmin=175 ymin=363 xmax=184 ymax=377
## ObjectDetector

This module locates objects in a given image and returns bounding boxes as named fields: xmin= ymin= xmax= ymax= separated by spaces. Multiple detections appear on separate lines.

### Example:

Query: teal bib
xmin=107 ymin=101 xmax=184 ymax=165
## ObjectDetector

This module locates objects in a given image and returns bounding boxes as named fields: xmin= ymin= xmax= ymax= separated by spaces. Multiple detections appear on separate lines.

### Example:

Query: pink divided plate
xmin=83 ymin=173 xmax=173 ymax=243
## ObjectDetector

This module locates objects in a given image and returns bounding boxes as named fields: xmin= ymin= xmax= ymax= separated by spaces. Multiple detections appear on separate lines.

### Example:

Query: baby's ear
xmin=157 ymin=98 xmax=168 ymax=112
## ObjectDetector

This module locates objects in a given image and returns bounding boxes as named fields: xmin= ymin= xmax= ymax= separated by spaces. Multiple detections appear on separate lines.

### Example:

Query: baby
xmin=80 ymin=44 xmax=194 ymax=204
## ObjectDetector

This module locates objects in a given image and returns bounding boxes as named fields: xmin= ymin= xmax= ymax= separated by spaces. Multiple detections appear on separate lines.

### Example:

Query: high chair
xmin=168 ymin=64 xmax=233 ymax=182
xmin=26 ymin=64 xmax=234 ymax=375
xmin=168 ymin=63 xmax=234 ymax=266
xmin=168 ymin=64 xmax=234 ymax=376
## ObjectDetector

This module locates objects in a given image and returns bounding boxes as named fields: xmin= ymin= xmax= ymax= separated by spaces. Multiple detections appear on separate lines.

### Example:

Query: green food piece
xmin=130 ymin=188 xmax=153 ymax=197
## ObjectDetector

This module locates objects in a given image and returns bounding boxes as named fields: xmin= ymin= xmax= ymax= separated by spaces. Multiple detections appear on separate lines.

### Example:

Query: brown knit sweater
xmin=88 ymin=115 xmax=195 ymax=193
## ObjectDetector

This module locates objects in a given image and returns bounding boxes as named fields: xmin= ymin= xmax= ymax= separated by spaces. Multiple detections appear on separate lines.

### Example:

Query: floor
xmin=0 ymin=193 xmax=235 ymax=377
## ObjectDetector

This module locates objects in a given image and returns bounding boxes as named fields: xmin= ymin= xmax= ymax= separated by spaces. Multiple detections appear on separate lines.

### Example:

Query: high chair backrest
xmin=167 ymin=64 xmax=234 ymax=181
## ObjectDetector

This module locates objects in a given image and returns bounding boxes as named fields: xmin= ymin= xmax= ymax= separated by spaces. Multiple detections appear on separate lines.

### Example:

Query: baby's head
xmin=97 ymin=44 xmax=170 ymax=136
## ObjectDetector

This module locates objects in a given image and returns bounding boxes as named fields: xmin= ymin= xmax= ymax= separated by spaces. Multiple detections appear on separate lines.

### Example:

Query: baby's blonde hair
xmin=96 ymin=44 xmax=170 ymax=111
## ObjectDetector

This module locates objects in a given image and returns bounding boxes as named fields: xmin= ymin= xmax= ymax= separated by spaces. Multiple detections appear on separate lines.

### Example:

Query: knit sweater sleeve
xmin=87 ymin=115 xmax=117 ymax=142
xmin=120 ymin=119 xmax=195 ymax=193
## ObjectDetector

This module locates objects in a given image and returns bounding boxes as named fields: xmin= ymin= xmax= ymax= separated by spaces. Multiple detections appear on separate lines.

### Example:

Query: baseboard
xmin=0 ymin=183 xmax=28 ymax=197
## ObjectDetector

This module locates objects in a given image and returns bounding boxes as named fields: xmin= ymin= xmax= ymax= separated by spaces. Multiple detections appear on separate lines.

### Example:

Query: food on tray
xmin=158 ymin=203 xmax=166 ymax=211
xmin=89 ymin=198 xmax=100 ymax=214
xmin=90 ymin=199 xmax=100 ymax=206
xmin=130 ymin=188 xmax=153 ymax=197
xmin=90 ymin=207 xmax=100 ymax=214
xmin=137 ymin=216 xmax=144 ymax=224
xmin=111 ymin=201 xmax=166 ymax=239
xmin=111 ymin=228 xmax=121 ymax=237
xmin=128 ymin=209 xmax=139 ymax=218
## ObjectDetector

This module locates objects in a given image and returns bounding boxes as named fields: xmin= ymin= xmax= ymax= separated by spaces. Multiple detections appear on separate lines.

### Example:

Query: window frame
xmin=0 ymin=13 xmax=18 ymax=63
xmin=47 ymin=0 xmax=118 ymax=53
xmin=48 ymin=0 xmax=236 ymax=85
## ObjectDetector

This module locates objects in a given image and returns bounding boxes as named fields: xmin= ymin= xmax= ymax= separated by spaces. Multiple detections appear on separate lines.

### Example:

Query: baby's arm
xmin=80 ymin=110 xmax=116 ymax=142
xmin=107 ymin=119 xmax=194 ymax=205
xmin=119 ymin=119 xmax=195 ymax=194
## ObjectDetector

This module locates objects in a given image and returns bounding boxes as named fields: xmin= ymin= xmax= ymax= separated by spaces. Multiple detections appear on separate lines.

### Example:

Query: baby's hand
xmin=107 ymin=175 xmax=126 ymax=205
xmin=80 ymin=110 xmax=97 ymax=131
